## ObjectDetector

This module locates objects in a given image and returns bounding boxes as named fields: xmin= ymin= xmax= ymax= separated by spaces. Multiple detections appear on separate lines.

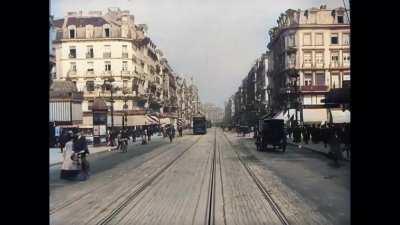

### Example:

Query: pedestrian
xmin=70 ymin=129 xmax=90 ymax=180
xmin=167 ymin=125 xmax=173 ymax=143
xmin=59 ymin=130 xmax=69 ymax=153
xmin=328 ymin=129 xmax=341 ymax=167
xmin=178 ymin=126 xmax=183 ymax=137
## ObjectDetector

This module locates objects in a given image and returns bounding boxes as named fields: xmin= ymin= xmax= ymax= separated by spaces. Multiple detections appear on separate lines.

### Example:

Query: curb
xmin=287 ymin=142 xmax=350 ymax=162
xmin=49 ymin=147 xmax=111 ymax=167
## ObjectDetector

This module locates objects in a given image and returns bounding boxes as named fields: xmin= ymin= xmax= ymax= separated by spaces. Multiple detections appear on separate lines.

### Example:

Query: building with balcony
xmin=267 ymin=5 xmax=350 ymax=124
xmin=52 ymin=8 xmax=184 ymax=128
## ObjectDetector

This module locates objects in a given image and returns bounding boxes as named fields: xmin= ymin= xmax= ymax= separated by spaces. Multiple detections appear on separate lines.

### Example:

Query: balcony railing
xmin=300 ymin=85 xmax=328 ymax=92
xmin=103 ymin=52 xmax=111 ymax=58
xmin=86 ymin=70 xmax=95 ymax=76
xmin=68 ymin=53 xmax=76 ymax=59
xmin=122 ymin=52 xmax=128 ymax=58
xmin=314 ymin=63 xmax=325 ymax=68
xmin=86 ymin=52 xmax=94 ymax=58
xmin=121 ymin=70 xmax=130 ymax=76
xmin=330 ymin=62 xmax=340 ymax=68
xmin=102 ymin=71 xmax=112 ymax=77
xmin=67 ymin=70 xmax=77 ymax=76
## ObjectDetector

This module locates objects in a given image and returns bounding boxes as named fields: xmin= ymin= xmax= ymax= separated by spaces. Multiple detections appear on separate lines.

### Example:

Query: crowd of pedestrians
xmin=288 ymin=123 xmax=350 ymax=166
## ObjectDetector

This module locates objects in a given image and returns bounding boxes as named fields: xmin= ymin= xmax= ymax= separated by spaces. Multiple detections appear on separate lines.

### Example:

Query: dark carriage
xmin=255 ymin=119 xmax=287 ymax=152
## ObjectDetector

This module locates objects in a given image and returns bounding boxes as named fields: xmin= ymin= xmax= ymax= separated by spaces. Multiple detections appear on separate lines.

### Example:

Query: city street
xmin=50 ymin=128 xmax=349 ymax=225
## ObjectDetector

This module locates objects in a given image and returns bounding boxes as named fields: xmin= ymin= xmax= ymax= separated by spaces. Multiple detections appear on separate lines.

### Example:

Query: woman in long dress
xmin=60 ymin=134 xmax=80 ymax=180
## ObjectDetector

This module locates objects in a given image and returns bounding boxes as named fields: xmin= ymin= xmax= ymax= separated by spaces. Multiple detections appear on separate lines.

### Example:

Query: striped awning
xmin=177 ymin=118 xmax=184 ymax=126
xmin=146 ymin=115 xmax=159 ymax=125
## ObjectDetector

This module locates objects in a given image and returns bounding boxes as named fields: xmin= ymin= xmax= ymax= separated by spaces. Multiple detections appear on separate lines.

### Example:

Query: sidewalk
xmin=287 ymin=138 xmax=350 ymax=161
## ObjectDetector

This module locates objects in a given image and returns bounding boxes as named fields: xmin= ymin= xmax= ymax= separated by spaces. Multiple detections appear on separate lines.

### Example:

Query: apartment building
xmin=267 ymin=5 xmax=350 ymax=124
xmin=52 ymin=8 xmax=183 ymax=128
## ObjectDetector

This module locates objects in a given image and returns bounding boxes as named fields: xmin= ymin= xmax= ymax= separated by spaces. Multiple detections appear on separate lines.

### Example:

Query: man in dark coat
xmin=59 ymin=131 xmax=70 ymax=153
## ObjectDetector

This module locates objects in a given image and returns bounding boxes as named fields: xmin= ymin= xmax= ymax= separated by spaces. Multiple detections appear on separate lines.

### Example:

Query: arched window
xmin=68 ymin=25 xmax=76 ymax=39
xmin=103 ymin=24 xmax=111 ymax=38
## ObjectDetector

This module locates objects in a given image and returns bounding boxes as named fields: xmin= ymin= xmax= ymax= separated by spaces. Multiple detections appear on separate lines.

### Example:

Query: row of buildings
xmin=225 ymin=5 xmax=350 ymax=127
xmin=50 ymin=8 xmax=203 ymax=136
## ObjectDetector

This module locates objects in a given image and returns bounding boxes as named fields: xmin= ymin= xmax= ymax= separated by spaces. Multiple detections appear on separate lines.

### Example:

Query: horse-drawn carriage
xmin=255 ymin=119 xmax=287 ymax=152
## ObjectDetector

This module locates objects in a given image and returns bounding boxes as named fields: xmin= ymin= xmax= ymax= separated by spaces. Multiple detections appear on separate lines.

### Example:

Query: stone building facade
xmin=52 ymin=8 xmax=201 ymax=129
xmin=267 ymin=5 xmax=350 ymax=124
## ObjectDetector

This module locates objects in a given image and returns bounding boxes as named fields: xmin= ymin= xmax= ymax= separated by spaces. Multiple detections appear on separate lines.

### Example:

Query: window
xmin=104 ymin=45 xmax=111 ymax=58
xmin=123 ymin=80 xmax=128 ymax=90
xmin=331 ymin=73 xmax=340 ymax=89
xmin=343 ymin=72 xmax=351 ymax=81
xmin=288 ymin=54 xmax=296 ymax=67
xmin=315 ymin=52 xmax=324 ymax=65
xmin=303 ymin=52 xmax=312 ymax=66
xmin=315 ymin=33 xmax=323 ymax=46
xmin=331 ymin=33 xmax=338 ymax=44
xmin=70 ymin=62 xmax=76 ymax=72
xmin=86 ymin=46 xmax=94 ymax=58
xmin=316 ymin=95 xmax=324 ymax=105
xmin=331 ymin=51 xmax=339 ymax=66
xmin=343 ymin=33 xmax=350 ymax=45
xmin=88 ymin=100 xmax=94 ymax=111
xmin=304 ymin=73 xmax=313 ymax=86
xmin=303 ymin=96 xmax=312 ymax=105
xmin=343 ymin=52 xmax=350 ymax=66
xmin=69 ymin=29 xmax=75 ymax=38
xmin=122 ymin=61 xmax=128 ymax=71
xmin=287 ymin=34 xmax=295 ymax=47
xmin=104 ymin=28 xmax=110 ymax=37
xmin=315 ymin=73 xmax=325 ymax=85
xmin=105 ymin=45 xmax=111 ymax=52
xmin=338 ymin=16 xmax=344 ymax=24
xmin=86 ymin=81 xmax=95 ymax=92
xmin=105 ymin=61 xmax=111 ymax=71
xmin=87 ymin=62 xmax=94 ymax=72
xmin=303 ymin=33 xmax=311 ymax=46
xmin=69 ymin=47 xmax=76 ymax=58
xmin=122 ymin=45 xmax=128 ymax=58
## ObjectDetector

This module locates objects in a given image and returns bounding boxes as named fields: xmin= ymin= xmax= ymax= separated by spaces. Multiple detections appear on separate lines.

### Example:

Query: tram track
xmin=221 ymin=130 xmax=290 ymax=225
xmin=90 ymin=135 xmax=204 ymax=225
xmin=205 ymin=128 xmax=217 ymax=225
xmin=50 ymin=136 xmax=196 ymax=215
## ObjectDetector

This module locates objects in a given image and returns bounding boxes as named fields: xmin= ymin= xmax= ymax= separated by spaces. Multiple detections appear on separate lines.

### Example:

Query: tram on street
xmin=193 ymin=115 xmax=207 ymax=134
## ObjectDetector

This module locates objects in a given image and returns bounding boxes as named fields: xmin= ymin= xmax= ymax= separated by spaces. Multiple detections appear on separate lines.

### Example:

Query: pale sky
xmin=51 ymin=0 xmax=349 ymax=108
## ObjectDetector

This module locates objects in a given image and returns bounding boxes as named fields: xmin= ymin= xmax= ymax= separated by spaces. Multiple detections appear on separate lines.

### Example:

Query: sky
xmin=51 ymin=0 xmax=349 ymax=108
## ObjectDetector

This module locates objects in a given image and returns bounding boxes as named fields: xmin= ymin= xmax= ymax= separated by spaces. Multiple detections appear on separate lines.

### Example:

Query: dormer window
xmin=103 ymin=24 xmax=111 ymax=38
xmin=105 ymin=28 xmax=110 ymax=37
xmin=338 ymin=15 xmax=344 ymax=24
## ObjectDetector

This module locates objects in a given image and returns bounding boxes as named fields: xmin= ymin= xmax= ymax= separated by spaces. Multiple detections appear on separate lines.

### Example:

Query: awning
xmin=78 ymin=124 xmax=93 ymax=129
xmin=127 ymin=115 xmax=148 ymax=126
xmin=302 ymin=108 xmax=327 ymax=123
xmin=159 ymin=118 xmax=171 ymax=125
xmin=330 ymin=109 xmax=350 ymax=123
xmin=272 ymin=109 xmax=297 ymax=122
xmin=177 ymin=118 xmax=184 ymax=126
xmin=146 ymin=115 xmax=159 ymax=125
xmin=323 ymin=87 xmax=350 ymax=104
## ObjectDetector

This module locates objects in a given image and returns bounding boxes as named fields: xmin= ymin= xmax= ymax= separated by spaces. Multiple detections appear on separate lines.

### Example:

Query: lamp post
xmin=102 ymin=77 xmax=115 ymax=132
xmin=122 ymin=93 xmax=128 ymax=130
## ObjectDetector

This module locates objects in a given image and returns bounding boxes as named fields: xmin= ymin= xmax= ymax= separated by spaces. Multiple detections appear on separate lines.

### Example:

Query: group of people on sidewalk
xmin=288 ymin=123 xmax=350 ymax=166
xmin=106 ymin=125 xmax=160 ymax=149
